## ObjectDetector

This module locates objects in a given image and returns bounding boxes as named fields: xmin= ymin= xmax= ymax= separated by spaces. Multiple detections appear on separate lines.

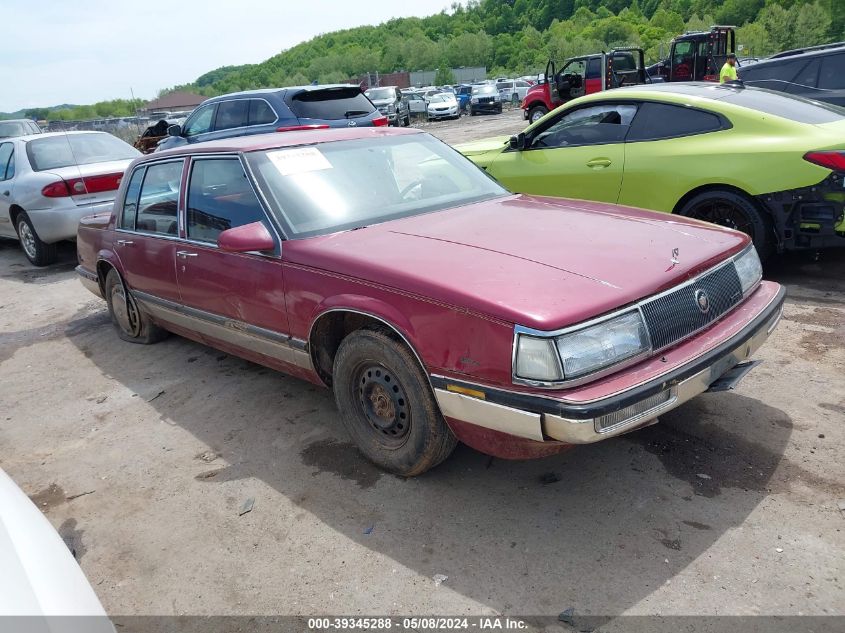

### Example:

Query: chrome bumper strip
xmin=433 ymin=286 xmax=784 ymax=445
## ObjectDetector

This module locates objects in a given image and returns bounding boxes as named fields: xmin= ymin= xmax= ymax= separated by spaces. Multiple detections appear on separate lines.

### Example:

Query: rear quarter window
xmin=720 ymin=88 xmax=845 ymax=124
xmin=627 ymin=102 xmax=727 ymax=141
xmin=289 ymin=87 xmax=375 ymax=120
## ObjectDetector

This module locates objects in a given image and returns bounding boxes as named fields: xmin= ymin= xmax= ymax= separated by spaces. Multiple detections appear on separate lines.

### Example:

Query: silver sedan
xmin=0 ymin=131 xmax=139 ymax=266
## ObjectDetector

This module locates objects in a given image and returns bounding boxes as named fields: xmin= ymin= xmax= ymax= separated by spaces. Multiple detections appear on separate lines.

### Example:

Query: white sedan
xmin=0 ymin=131 xmax=139 ymax=266
xmin=426 ymin=93 xmax=460 ymax=120
xmin=0 ymin=468 xmax=112 ymax=627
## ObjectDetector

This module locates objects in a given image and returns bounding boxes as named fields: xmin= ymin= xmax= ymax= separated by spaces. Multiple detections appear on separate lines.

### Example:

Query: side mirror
xmin=508 ymin=132 xmax=526 ymax=150
xmin=167 ymin=124 xmax=182 ymax=137
xmin=218 ymin=221 xmax=275 ymax=254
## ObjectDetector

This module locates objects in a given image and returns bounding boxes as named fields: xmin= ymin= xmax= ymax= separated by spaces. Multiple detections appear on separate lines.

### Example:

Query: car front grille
xmin=640 ymin=262 xmax=744 ymax=351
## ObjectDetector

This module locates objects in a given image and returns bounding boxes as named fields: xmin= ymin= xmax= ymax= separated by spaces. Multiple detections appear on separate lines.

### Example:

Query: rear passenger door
xmin=0 ymin=142 xmax=16 ymax=238
xmin=115 ymin=159 xmax=184 ymax=304
xmin=618 ymin=101 xmax=730 ymax=212
xmin=173 ymin=157 xmax=294 ymax=360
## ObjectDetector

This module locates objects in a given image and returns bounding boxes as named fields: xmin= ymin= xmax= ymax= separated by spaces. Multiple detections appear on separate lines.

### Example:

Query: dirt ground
xmin=1 ymin=109 xmax=844 ymax=625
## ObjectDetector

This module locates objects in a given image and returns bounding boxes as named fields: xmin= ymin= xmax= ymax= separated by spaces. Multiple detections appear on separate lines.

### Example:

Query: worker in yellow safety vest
xmin=720 ymin=53 xmax=738 ymax=83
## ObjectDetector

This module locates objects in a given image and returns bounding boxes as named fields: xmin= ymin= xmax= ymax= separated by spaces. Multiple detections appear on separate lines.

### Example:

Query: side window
xmin=248 ymin=99 xmax=277 ymax=126
xmin=186 ymin=158 xmax=270 ymax=244
xmin=119 ymin=167 xmax=145 ymax=230
xmin=183 ymin=104 xmax=215 ymax=137
xmin=531 ymin=103 xmax=638 ymax=149
xmin=561 ymin=60 xmax=585 ymax=76
xmin=136 ymin=161 xmax=183 ymax=236
xmin=818 ymin=53 xmax=845 ymax=90
xmin=586 ymin=58 xmax=602 ymax=80
xmin=0 ymin=144 xmax=14 ymax=180
xmin=790 ymin=58 xmax=821 ymax=91
xmin=627 ymin=102 xmax=725 ymax=142
xmin=673 ymin=41 xmax=693 ymax=65
xmin=214 ymin=100 xmax=249 ymax=131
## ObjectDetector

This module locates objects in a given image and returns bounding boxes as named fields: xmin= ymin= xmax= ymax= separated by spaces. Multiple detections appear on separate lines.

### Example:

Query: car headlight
xmin=388 ymin=104 xmax=395 ymax=113
xmin=733 ymin=246 xmax=762 ymax=294
xmin=514 ymin=311 xmax=651 ymax=383
xmin=471 ymin=97 xmax=478 ymax=103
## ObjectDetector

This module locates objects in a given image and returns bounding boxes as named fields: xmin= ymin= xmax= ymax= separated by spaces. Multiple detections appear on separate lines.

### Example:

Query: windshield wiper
xmin=344 ymin=110 xmax=369 ymax=118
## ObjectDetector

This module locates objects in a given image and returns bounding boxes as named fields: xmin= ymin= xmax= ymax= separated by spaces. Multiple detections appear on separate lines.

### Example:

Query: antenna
xmin=57 ymin=119 xmax=90 ymax=196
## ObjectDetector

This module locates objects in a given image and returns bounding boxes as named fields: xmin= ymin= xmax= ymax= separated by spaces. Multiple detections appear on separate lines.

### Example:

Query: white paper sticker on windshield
xmin=266 ymin=147 xmax=332 ymax=176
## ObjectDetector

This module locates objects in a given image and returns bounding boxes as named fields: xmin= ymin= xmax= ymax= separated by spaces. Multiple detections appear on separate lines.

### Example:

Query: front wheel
xmin=332 ymin=329 xmax=457 ymax=476
xmin=16 ymin=212 xmax=57 ymax=267
xmin=528 ymin=105 xmax=548 ymax=124
xmin=679 ymin=190 xmax=774 ymax=260
xmin=104 ymin=268 xmax=169 ymax=344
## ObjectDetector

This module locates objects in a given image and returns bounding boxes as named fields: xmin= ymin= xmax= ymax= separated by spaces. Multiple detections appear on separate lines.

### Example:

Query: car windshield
xmin=245 ymin=134 xmax=507 ymax=238
xmin=472 ymin=85 xmax=497 ymax=95
xmin=365 ymin=88 xmax=394 ymax=100
xmin=430 ymin=94 xmax=450 ymax=103
xmin=0 ymin=121 xmax=34 ymax=138
xmin=26 ymin=133 xmax=139 ymax=171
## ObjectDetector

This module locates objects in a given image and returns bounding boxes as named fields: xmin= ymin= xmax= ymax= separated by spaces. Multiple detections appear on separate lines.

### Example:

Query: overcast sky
xmin=1 ymin=0 xmax=451 ymax=112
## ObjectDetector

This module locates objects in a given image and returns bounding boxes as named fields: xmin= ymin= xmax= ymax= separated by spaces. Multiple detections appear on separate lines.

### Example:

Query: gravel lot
xmin=0 ymin=110 xmax=843 ymax=626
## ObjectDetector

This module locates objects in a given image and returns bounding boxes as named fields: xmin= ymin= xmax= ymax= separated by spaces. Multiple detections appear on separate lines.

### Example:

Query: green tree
xmin=435 ymin=61 xmax=456 ymax=84
xmin=792 ymin=1 xmax=832 ymax=48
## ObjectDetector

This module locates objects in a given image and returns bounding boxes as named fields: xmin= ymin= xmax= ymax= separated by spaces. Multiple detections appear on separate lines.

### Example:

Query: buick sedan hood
xmin=285 ymin=195 xmax=748 ymax=330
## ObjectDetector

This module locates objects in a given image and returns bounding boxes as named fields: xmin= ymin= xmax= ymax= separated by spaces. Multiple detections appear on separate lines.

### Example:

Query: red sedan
xmin=76 ymin=128 xmax=784 ymax=476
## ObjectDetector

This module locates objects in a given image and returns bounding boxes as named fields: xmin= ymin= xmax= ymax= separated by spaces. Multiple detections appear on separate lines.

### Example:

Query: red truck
xmin=521 ymin=48 xmax=649 ymax=124
xmin=647 ymin=26 xmax=736 ymax=83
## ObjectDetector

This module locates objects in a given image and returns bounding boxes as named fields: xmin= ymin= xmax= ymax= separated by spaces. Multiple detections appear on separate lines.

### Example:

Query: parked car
xmin=454 ymin=85 xmax=473 ymax=112
xmin=156 ymin=85 xmax=388 ymax=152
xmin=402 ymin=91 xmax=428 ymax=116
xmin=496 ymin=79 xmax=532 ymax=104
xmin=739 ymin=43 xmax=845 ymax=106
xmin=364 ymin=85 xmax=410 ymax=127
xmin=0 ymin=119 xmax=42 ymax=138
xmin=458 ymin=83 xmax=845 ymax=257
xmin=0 ymin=131 xmax=140 ymax=265
xmin=0 ymin=467 xmax=111 ymax=623
xmin=426 ymin=93 xmax=460 ymax=120
xmin=469 ymin=85 xmax=503 ymax=115
xmin=76 ymin=127 xmax=783 ymax=476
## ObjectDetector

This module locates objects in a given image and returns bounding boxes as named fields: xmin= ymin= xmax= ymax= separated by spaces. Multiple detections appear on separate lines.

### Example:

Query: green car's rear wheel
xmin=679 ymin=190 xmax=774 ymax=260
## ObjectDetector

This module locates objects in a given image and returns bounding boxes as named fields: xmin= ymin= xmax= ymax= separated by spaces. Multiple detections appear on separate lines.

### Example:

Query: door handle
xmin=116 ymin=239 xmax=134 ymax=246
xmin=176 ymin=250 xmax=198 ymax=258
xmin=586 ymin=158 xmax=612 ymax=169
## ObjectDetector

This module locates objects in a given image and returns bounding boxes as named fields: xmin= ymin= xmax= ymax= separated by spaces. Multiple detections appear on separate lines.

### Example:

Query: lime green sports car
xmin=457 ymin=83 xmax=845 ymax=257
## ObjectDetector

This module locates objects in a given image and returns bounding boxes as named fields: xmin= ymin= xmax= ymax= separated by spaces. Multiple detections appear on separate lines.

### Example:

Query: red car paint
xmin=77 ymin=128 xmax=780 ymax=461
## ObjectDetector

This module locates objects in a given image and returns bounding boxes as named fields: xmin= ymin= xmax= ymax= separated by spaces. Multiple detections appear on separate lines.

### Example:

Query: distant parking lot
xmin=0 ymin=112 xmax=843 ymax=625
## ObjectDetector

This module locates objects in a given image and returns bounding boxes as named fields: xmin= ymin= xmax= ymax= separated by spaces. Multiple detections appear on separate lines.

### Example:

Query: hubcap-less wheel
xmin=18 ymin=220 xmax=37 ymax=260
xmin=530 ymin=109 xmax=545 ymax=124
xmin=356 ymin=363 xmax=410 ymax=448
xmin=109 ymin=281 xmax=141 ymax=337
xmin=689 ymin=200 xmax=754 ymax=238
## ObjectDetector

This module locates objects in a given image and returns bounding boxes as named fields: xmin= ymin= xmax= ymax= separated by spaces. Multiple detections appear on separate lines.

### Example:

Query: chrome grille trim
xmin=641 ymin=261 xmax=743 ymax=351
xmin=595 ymin=388 xmax=675 ymax=433
xmin=512 ymin=245 xmax=758 ymax=389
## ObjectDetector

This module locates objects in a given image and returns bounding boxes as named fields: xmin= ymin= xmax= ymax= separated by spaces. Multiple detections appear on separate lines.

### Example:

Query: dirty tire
xmin=528 ymin=105 xmax=548 ymax=124
xmin=104 ymin=268 xmax=168 ymax=344
xmin=679 ymin=189 xmax=774 ymax=261
xmin=16 ymin=212 xmax=57 ymax=267
xmin=333 ymin=329 xmax=457 ymax=476
xmin=403 ymin=113 xmax=410 ymax=127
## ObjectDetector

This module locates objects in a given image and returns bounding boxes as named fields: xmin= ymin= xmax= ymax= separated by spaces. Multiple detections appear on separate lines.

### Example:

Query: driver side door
xmin=486 ymin=102 xmax=636 ymax=203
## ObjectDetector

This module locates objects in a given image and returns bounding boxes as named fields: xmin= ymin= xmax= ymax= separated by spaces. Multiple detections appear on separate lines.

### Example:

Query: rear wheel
xmin=332 ymin=329 xmax=457 ymax=476
xmin=16 ymin=212 xmax=57 ymax=267
xmin=528 ymin=105 xmax=548 ymax=124
xmin=679 ymin=190 xmax=774 ymax=260
xmin=511 ymin=93 xmax=519 ymax=105
xmin=104 ymin=268 xmax=168 ymax=344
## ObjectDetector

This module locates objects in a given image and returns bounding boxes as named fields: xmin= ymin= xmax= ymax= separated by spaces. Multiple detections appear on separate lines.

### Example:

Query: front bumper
xmin=432 ymin=283 xmax=785 ymax=445
xmin=28 ymin=200 xmax=113 ymax=243
xmin=428 ymin=107 xmax=458 ymax=119
xmin=470 ymin=101 xmax=502 ymax=113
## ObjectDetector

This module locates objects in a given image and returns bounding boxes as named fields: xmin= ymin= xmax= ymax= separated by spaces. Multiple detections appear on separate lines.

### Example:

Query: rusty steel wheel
xmin=104 ymin=268 xmax=168 ymax=345
xmin=333 ymin=328 xmax=457 ymax=476
xmin=355 ymin=362 xmax=412 ymax=448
